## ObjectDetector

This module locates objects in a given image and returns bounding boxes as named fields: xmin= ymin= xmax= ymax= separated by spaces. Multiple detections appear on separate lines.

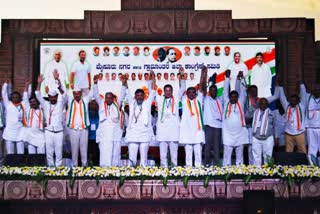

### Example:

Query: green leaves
xmin=183 ymin=177 xmax=189 ymax=188
xmin=204 ymin=176 xmax=210 ymax=188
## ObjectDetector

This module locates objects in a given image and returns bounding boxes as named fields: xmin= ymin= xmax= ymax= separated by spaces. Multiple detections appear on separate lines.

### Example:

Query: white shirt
xmin=274 ymin=110 xmax=286 ymax=146
xmin=44 ymin=60 xmax=69 ymax=93
xmin=71 ymin=61 xmax=91 ymax=89
xmin=278 ymin=86 xmax=305 ymax=135
xmin=119 ymin=85 xmax=155 ymax=143
xmin=66 ymin=92 xmax=92 ymax=130
xmin=35 ymin=90 xmax=68 ymax=132
xmin=1 ymin=83 xmax=27 ymax=141
xmin=179 ymin=93 xmax=205 ymax=145
xmin=250 ymin=63 xmax=272 ymax=98
xmin=300 ymin=84 xmax=320 ymax=128
xmin=222 ymin=78 xmax=249 ymax=146
xmin=227 ymin=62 xmax=248 ymax=91
xmin=203 ymin=95 xmax=224 ymax=128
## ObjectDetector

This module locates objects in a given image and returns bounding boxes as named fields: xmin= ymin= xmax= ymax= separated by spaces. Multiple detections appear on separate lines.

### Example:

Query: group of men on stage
xmin=0 ymin=52 xmax=319 ymax=168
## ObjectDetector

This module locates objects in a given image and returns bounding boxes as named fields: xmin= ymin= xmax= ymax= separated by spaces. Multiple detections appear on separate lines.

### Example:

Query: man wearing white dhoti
xmin=93 ymin=75 xmax=123 ymax=167
xmin=227 ymin=52 xmax=248 ymax=91
xmin=179 ymin=68 xmax=205 ymax=167
xmin=151 ymin=67 xmax=186 ymax=167
xmin=222 ymin=71 xmax=248 ymax=166
xmin=2 ymin=80 xmax=28 ymax=154
xmin=23 ymin=82 xmax=45 ymax=154
xmin=65 ymin=86 xmax=93 ymax=167
xmin=250 ymin=52 xmax=272 ymax=98
xmin=35 ymin=72 xmax=68 ymax=167
xmin=251 ymin=98 xmax=276 ymax=166
xmin=43 ymin=50 xmax=69 ymax=95
xmin=120 ymin=71 xmax=156 ymax=167
xmin=300 ymin=83 xmax=320 ymax=163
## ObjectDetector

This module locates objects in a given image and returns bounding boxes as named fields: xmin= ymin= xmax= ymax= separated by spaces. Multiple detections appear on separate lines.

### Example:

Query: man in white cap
xmin=119 ymin=71 xmax=156 ymax=167
xmin=43 ymin=50 xmax=69 ymax=95
xmin=93 ymin=74 xmax=122 ymax=167
xmin=35 ymin=71 xmax=68 ymax=167
xmin=65 ymin=85 xmax=93 ymax=167
xmin=70 ymin=50 xmax=91 ymax=96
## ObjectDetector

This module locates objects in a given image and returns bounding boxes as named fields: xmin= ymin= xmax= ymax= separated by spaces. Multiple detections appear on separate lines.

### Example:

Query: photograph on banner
xmin=40 ymin=42 xmax=276 ymax=99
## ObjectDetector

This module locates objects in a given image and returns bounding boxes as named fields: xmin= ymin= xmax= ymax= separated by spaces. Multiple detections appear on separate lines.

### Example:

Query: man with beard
xmin=119 ymin=71 xmax=156 ymax=167
xmin=70 ymin=50 xmax=91 ymax=96
xmin=43 ymin=50 xmax=69 ymax=95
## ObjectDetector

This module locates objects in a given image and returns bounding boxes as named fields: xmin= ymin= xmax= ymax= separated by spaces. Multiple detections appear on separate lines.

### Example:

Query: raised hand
xmin=37 ymin=74 xmax=44 ymax=84
xmin=93 ymin=74 xmax=100 ymax=84
xmin=179 ymin=66 xmax=184 ymax=75
xmin=225 ymin=69 xmax=231 ymax=78
xmin=237 ymin=71 xmax=244 ymax=79
xmin=53 ymin=69 xmax=60 ymax=80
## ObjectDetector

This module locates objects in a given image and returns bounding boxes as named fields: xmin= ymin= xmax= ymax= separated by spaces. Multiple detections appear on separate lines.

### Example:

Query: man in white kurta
xmin=70 ymin=50 xmax=91 ymax=95
xmin=2 ymin=81 xmax=27 ymax=154
xmin=251 ymin=98 xmax=276 ymax=166
xmin=65 ymin=88 xmax=92 ymax=167
xmin=93 ymin=75 xmax=122 ymax=167
xmin=300 ymin=83 xmax=320 ymax=163
xmin=23 ymin=83 xmax=45 ymax=154
xmin=35 ymin=74 xmax=68 ymax=167
xmin=151 ymin=69 xmax=185 ymax=167
xmin=179 ymin=71 xmax=205 ymax=167
xmin=120 ymin=75 xmax=156 ymax=167
xmin=278 ymin=84 xmax=306 ymax=154
xmin=250 ymin=52 xmax=272 ymax=98
xmin=227 ymin=52 xmax=248 ymax=91
xmin=43 ymin=50 xmax=69 ymax=96
xmin=222 ymin=72 xmax=248 ymax=166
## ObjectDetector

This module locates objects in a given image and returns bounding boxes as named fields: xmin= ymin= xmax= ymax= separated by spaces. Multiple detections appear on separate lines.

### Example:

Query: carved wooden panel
xmin=46 ymin=20 xmax=65 ymax=34
xmin=90 ymin=11 xmax=105 ymax=34
xmin=148 ymin=12 xmax=174 ymax=34
xmin=188 ymin=11 xmax=214 ymax=34
xmin=272 ymin=18 xmax=306 ymax=33
xmin=122 ymin=0 xmax=194 ymax=10
xmin=106 ymin=12 xmax=131 ymax=34
xmin=65 ymin=20 xmax=85 ymax=33
xmin=259 ymin=19 xmax=272 ymax=33
xmin=175 ymin=11 xmax=189 ymax=33
xmin=13 ymin=36 xmax=31 ymax=91
xmin=233 ymin=19 xmax=258 ymax=33
xmin=214 ymin=11 xmax=232 ymax=33
xmin=21 ymin=20 xmax=46 ymax=33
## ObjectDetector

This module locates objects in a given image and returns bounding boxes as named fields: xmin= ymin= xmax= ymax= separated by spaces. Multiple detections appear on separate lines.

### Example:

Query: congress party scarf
xmin=224 ymin=101 xmax=246 ymax=127
xmin=286 ymin=105 xmax=303 ymax=130
xmin=67 ymin=99 xmax=89 ymax=129
xmin=187 ymin=99 xmax=204 ymax=130
xmin=160 ymin=96 xmax=175 ymax=122
xmin=113 ymin=101 xmax=124 ymax=129
xmin=27 ymin=108 xmax=44 ymax=129
xmin=14 ymin=102 xmax=27 ymax=127
xmin=252 ymin=109 xmax=269 ymax=136
xmin=306 ymin=95 xmax=320 ymax=120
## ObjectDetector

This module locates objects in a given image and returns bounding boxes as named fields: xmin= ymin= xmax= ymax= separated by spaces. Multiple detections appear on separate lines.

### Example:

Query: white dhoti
xmin=45 ymin=130 xmax=64 ymax=167
xmin=223 ymin=113 xmax=248 ymax=166
xmin=24 ymin=128 xmax=45 ymax=154
xmin=96 ymin=121 xmax=116 ymax=167
xmin=252 ymin=136 xmax=274 ymax=166
xmin=128 ymin=142 xmax=149 ymax=167
xmin=307 ymin=128 xmax=320 ymax=163
xmin=185 ymin=144 xmax=203 ymax=167
xmin=159 ymin=141 xmax=178 ymax=167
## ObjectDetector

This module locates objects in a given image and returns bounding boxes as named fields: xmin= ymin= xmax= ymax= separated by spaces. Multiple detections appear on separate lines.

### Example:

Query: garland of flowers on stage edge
xmin=0 ymin=165 xmax=320 ymax=190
